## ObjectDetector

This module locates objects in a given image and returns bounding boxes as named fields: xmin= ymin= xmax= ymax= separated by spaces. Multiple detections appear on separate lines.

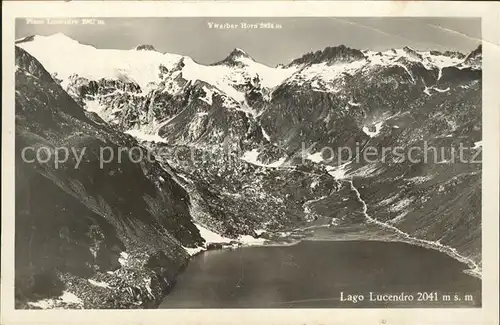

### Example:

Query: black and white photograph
xmin=2 ymin=1 xmax=499 ymax=324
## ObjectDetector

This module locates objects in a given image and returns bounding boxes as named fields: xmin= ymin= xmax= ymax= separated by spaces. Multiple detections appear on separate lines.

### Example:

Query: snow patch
xmin=144 ymin=277 xmax=154 ymax=299
xmin=423 ymin=52 xmax=463 ymax=70
xmin=254 ymin=229 xmax=266 ymax=236
xmin=125 ymin=129 xmax=167 ymax=143
xmin=241 ymin=149 xmax=286 ymax=168
xmin=181 ymin=56 xmax=296 ymax=104
xmin=377 ymin=193 xmax=400 ymax=207
xmin=238 ymin=235 xmax=266 ymax=246
xmin=184 ymin=246 xmax=205 ymax=256
xmin=60 ymin=291 xmax=83 ymax=305
xmin=433 ymin=87 xmax=450 ymax=93
xmin=241 ymin=149 xmax=260 ymax=164
xmin=349 ymin=164 xmax=383 ymax=178
xmin=199 ymin=86 xmax=214 ymax=105
xmin=421 ymin=85 xmax=450 ymax=96
xmin=306 ymin=151 xmax=325 ymax=163
xmin=393 ymin=63 xmax=415 ymax=83
xmin=389 ymin=198 xmax=414 ymax=213
xmin=326 ymin=163 xmax=351 ymax=180
xmin=184 ymin=223 xmax=266 ymax=255
xmin=27 ymin=299 xmax=56 ymax=309
xmin=118 ymin=251 xmax=129 ymax=266
xmin=406 ymin=175 xmax=434 ymax=185
xmin=84 ymin=98 xmax=124 ymax=125
xmin=366 ymin=49 xmax=462 ymax=73
xmin=389 ymin=210 xmax=410 ymax=224
xmin=195 ymin=223 xmax=232 ymax=244
xmin=290 ymin=60 xmax=367 ymax=86
xmin=85 ymin=99 xmax=104 ymax=114
xmin=362 ymin=122 xmax=384 ymax=138
xmin=88 ymin=279 xmax=111 ymax=289
xmin=28 ymin=291 xmax=83 ymax=309
xmin=264 ymin=157 xmax=287 ymax=168
xmin=261 ymin=127 xmax=271 ymax=142
xmin=310 ymin=180 xmax=319 ymax=189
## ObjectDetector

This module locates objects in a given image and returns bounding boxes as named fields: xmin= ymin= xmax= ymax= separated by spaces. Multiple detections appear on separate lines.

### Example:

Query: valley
xmin=14 ymin=33 xmax=482 ymax=308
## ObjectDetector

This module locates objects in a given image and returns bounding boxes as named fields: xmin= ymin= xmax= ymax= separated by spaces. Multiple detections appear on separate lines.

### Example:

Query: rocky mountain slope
xmin=15 ymin=46 xmax=206 ymax=308
xmin=15 ymin=33 xmax=482 ymax=308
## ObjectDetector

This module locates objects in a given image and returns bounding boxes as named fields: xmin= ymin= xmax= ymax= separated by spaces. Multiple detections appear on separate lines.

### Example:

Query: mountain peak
xmin=16 ymin=33 xmax=77 ymax=45
xmin=15 ymin=35 xmax=36 ymax=45
xmin=225 ymin=48 xmax=254 ymax=62
xmin=211 ymin=48 xmax=254 ymax=66
xmin=135 ymin=44 xmax=158 ymax=52
xmin=465 ymin=44 xmax=482 ymax=59
xmin=286 ymin=45 xmax=366 ymax=67
xmin=230 ymin=48 xmax=250 ymax=57
xmin=402 ymin=46 xmax=418 ymax=54
xmin=461 ymin=44 xmax=482 ymax=68
xmin=44 ymin=33 xmax=78 ymax=43
xmin=402 ymin=46 xmax=423 ymax=60
xmin=429 ymin=50 xmax=465 ymax=59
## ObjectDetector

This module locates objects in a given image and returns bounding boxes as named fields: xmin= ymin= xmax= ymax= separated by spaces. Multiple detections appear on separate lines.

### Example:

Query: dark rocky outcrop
xmin=286 ymin=45 xmax=366 ymax=67
xmin=211 ymin=48 xmax=255 ymax=67
xmin=15 ymin=46 xmax=203 ymax=308
xmin=135 ymin=44 xmax=158 ymax=52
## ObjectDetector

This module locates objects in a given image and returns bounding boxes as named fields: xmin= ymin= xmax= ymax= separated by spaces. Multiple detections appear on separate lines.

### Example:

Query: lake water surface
xmin=160 ymin=240 xmax=481 ymax=308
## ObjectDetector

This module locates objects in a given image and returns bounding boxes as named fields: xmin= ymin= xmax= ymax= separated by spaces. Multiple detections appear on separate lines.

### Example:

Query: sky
xmin=16 ymin=17 xmax=481 ymax=67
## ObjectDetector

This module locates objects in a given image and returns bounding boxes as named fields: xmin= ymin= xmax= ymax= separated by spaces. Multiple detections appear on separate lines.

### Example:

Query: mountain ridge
xmin=15 ymin=46 xmax=205 ymax=309
xmin=15 ymin=33 xmax=483 ymax=309
xmin=17 ymin=33 xmax=481 ymax=70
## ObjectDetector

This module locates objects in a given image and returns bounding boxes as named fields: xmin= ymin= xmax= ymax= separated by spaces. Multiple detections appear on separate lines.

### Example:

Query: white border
xmin=2 ymin=2 xmax=499 ymax=325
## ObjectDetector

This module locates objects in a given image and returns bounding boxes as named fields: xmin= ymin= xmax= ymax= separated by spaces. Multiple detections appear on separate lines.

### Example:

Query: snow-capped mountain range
xmin=17 ymin=33 xmax=479 ymax=103
xmin=16 ymin=33 xmax=296 ymax=102
xmin=16 ymin=33 xmax=481 ymax=149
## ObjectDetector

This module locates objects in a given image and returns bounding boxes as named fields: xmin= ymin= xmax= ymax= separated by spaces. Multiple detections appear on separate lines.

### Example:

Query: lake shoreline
xmin=160 ymin=239 xmax=482 ymax=308
xmin=155 ymin=219 xmax=481 ymax=309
